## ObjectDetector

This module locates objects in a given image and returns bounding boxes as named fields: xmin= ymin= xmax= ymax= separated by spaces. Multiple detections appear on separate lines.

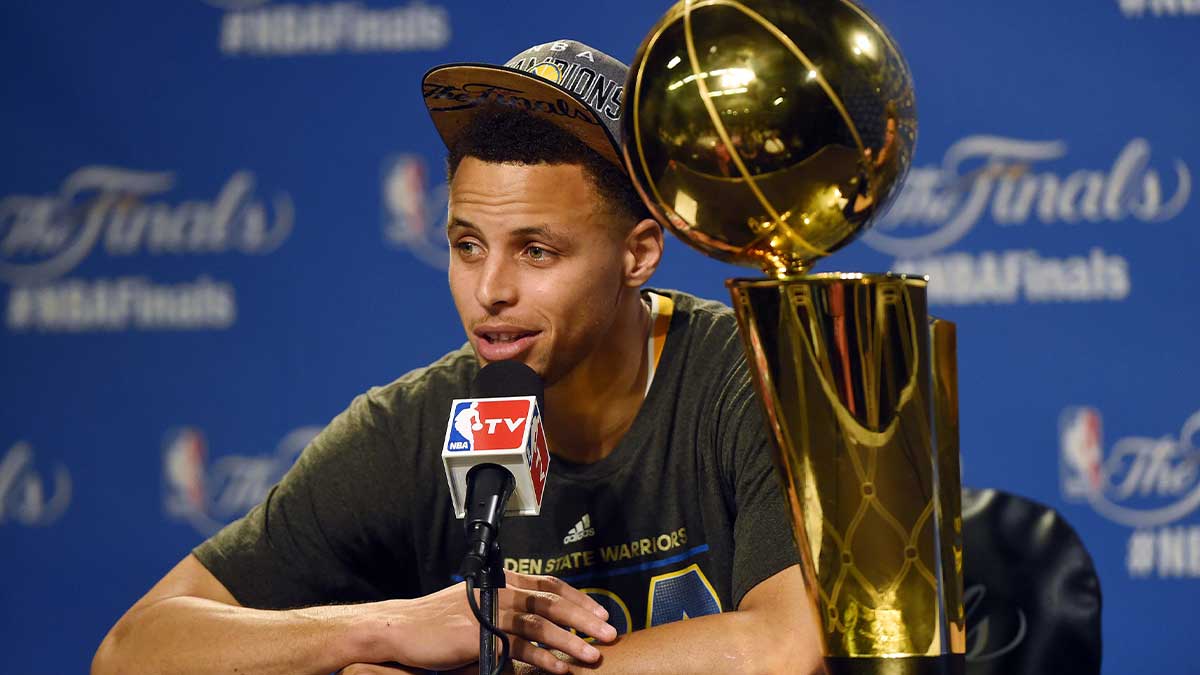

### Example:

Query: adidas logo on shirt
xmin=563 ymin=514 xmax=596 ymax=544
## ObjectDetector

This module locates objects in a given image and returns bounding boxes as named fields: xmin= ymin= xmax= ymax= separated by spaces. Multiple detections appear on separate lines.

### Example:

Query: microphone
xmin=442 ymin=360 xmax=551 ymax=579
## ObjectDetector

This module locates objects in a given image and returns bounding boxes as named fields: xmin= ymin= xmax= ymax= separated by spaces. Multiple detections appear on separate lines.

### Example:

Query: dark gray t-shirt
xmin=194 ymin=290 xmax=799 ymax=635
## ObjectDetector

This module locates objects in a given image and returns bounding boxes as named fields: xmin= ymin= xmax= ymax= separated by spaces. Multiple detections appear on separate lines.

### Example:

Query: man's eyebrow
xmin=510 ymin=225 xmax=575 ymax=248
xmin=446 ymin=217 xmax=479 ymax=234
xmin=445 ymin=220 xmax=575 ymax=248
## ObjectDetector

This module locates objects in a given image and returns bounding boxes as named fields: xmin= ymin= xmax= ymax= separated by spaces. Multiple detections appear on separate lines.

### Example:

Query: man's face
xmin=447 ymin=157 xmax=631 ymax=384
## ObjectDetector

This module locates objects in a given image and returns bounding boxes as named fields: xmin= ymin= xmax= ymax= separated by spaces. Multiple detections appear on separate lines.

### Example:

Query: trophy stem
xmin=726 ymin=273 xmax=964 ymax=664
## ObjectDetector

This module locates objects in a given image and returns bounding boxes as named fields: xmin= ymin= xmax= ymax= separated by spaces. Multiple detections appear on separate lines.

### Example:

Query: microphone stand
xmin=460 ymin=463 xmax=517 ymax=674
xmin=478 ymin=540 xmax=506 ymax=673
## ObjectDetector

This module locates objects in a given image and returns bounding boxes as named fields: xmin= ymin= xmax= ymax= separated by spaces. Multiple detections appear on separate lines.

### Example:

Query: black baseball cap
xmin=422 ymin=39 xmax=628 ymax=173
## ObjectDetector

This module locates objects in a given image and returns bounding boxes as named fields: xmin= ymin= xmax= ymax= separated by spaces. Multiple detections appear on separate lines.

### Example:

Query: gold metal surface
xmin=623 ymin=0 xmax=916 ymax=277
xmin=728 ymin=275 xmax=962 ymax=659
xmin=930 ymin=319 xmax=965 ymax=653
xmin=623 ymin=0 xmax=964 ymax=668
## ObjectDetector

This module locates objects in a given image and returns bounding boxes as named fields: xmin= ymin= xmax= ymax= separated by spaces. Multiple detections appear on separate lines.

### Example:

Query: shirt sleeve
xmin=718 ymin=364 xmax=803 ymax=609
xmin=192 ymin=388 xmax=415 ymax=609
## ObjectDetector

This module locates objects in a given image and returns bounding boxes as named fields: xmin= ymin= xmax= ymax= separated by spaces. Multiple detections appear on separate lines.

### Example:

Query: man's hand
xmin=357 ymin=571 xmax=617 ymax=674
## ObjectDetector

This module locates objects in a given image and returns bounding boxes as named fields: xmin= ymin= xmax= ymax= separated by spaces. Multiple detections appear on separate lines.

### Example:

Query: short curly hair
xmin=446 ymin=104 xmax=652 ymax=227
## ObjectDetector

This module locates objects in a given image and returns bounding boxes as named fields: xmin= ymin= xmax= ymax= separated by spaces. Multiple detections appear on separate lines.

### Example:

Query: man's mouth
xmin=473 ymin=326 xmax=542 ymax=360
xmin=480 ymin=331 xmax=538 ymax=344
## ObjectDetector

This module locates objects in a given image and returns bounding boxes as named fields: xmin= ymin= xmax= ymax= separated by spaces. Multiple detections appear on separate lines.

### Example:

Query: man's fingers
xmin=509 ymin=589 xmax=617 ymax=644
xmin=504 ymin=571 xmax=610 ymax=621
xmin=501 ymin=607 xmax=606 ymax=666
xmin=531 ymin=575 xmax=611 ymax=622
xmin=510 ymin=636 xmax=581 ymax=675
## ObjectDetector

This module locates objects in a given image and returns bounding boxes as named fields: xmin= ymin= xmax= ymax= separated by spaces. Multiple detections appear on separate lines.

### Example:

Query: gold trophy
xmin=622 ymin=1 xmax=965 ymax=673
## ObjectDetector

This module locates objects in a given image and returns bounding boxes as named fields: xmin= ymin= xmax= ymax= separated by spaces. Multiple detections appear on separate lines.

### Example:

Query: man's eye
xmin=455 ymin=241 xmax=481 ymax=256
xmin=526 ymin=245 xmax=552 ymax=261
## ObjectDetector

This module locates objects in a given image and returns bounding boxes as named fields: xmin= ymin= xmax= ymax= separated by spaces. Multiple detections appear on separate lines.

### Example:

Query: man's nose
xmin=475 ymin=254 xmax=518 ymax=310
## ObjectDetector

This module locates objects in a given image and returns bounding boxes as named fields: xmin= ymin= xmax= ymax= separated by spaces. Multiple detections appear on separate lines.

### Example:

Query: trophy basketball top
xmin=621 ymin=0 xmax=917 ymax=278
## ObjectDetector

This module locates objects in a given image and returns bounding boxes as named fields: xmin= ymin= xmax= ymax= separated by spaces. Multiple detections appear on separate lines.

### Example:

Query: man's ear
xmin=623 ymin=218 xmax=664 ymax=288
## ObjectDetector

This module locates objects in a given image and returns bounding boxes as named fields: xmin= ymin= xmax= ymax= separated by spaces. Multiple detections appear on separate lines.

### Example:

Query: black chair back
xmin=962 ymin=488 xmax=1102 ymax=675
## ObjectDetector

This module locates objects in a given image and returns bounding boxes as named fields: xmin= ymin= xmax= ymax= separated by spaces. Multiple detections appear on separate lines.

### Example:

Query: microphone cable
xmin=466 ymin=574 xmax=511 ymax=675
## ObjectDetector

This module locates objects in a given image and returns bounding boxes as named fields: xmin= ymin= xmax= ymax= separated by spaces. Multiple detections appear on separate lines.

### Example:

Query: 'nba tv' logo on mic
xmin=446 ymin=400 xmax=532 ymax=452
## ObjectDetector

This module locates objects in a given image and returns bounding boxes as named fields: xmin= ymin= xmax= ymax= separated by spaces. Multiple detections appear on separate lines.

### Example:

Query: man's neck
xmin=542 ymin=289 xmax=652 ymax=464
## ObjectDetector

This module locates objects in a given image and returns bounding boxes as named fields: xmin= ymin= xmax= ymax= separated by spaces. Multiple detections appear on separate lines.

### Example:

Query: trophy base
xmin=824 ymin=655 xmax=965 ymax=675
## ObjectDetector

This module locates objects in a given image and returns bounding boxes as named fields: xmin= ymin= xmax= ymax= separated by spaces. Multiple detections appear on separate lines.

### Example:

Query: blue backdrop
xmin=2 ymin=1 xmax=1197 ymax=673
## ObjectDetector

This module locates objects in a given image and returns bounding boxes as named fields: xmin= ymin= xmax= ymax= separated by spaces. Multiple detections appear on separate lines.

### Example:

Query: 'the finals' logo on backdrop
xmin=1059 ymin=406 xmax=1200 ymax=580
xmin=864 ymin=136 xmax=1191 ymax=305
xmin=0 ymin=166 xmax=293 ymax=333
xmin=382 ymin=154 xmax=449 ymax=269
xmin=163 ymin=425 xmax=320 ymax=535
xmin=0 ymin=441 xmax=71 ymax=527
xmin=201 ymin=0 xmax=451 ymax=57
xmin=1117 ymin=0 xmax=1200 ymax=18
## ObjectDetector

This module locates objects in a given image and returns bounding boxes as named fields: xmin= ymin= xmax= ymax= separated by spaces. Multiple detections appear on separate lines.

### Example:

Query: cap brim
xmin=421 ymin=63 xmax=625 ymax=172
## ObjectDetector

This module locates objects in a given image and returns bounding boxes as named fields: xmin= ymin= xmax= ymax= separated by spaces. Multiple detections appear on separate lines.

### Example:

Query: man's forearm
xmin=544 ymin=609 xmax=821 ymax=675
xmin=92 ymin=596 xmax=379 ymax=675
xmin=533 ymin=566 xmax=826 ymax=675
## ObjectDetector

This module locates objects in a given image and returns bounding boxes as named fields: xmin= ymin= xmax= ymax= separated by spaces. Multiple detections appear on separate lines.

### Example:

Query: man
xmin=92 ymin=39 xmax=823 ymax=675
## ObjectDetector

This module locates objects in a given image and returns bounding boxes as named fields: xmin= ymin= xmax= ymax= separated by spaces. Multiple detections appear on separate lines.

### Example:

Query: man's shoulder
xmin=651 ymin=287 xmax=737 ymax=325
xmin=653 ymin=287 xmax=734 ymax=318
xmin=645 ymin=288 xmax=754 ymax=411
xmin=651 ymin=288 xmax=742 ymax=353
